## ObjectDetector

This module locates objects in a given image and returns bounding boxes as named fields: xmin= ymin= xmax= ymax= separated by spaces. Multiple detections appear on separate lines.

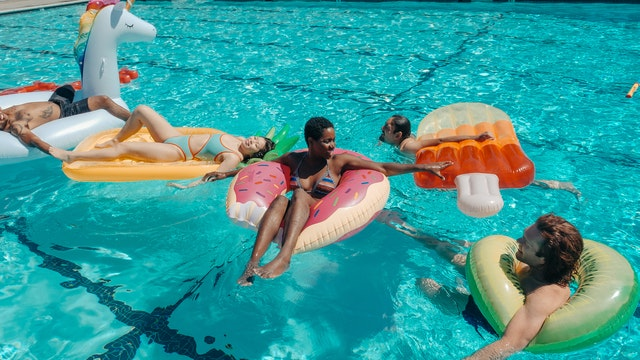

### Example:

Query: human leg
xmin=50 ymin=141 xmax=185 ymax=163
xmin=532 ymin=180 xmax=581 ymax=200
xmin=417 ymin=277 xmax=470 ymax=316
xmin=255 ymin=189 xmax=316 ymax=279
xmin=237 ymin=195 xmax=290 ymax=286
xmin=87 ymin=95 xmax=131 ymax=121
xmin=96 ymin=105 xmax=181 ymax=147
xmin=376 ymin=209 xmax=468 ymax=271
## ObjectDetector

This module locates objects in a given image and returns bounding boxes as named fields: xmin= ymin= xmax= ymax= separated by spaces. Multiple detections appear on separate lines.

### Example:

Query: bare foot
xmin=255 ymin=257 xmax=290 ymax=279
xmin=451 ymin=253 xmax=467 ymax=268
xmin=49 ymin=147 xmax=72 ymax=162
xmin=96 ymin=139 xmax=119 ymax=148
xmin=237 ymin=261 xmax=258 ymax=286
xmin=417 ymin=278 xmax=442 ymax=297
xmin=417 ymin=277 xmax=469 ymax=315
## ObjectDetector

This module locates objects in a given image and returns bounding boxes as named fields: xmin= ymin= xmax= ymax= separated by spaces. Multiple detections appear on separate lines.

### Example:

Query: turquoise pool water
xmin=1 ymin=1 xmax=639 ymax=359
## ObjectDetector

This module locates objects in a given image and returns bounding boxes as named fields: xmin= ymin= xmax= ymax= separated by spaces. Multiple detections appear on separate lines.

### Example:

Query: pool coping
xmin=0 ymin=0 xmax=85 ymax=15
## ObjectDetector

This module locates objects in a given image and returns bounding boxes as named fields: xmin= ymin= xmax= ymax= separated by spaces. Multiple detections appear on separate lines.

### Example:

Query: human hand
xmin=424 ymin=161 xmax=453 ymax=180
xmin=49 ymin=146 xmax=69 ymax=161
xmin=201 ymin=171 xmax=227 ymax=182
xmin=476 ymin=131 xmax=494 ymax=142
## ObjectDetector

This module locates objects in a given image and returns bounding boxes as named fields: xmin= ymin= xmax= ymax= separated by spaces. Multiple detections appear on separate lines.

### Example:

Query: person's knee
xmin=290 ymin=188 xmax=308 ymax=201
xmin=130 ymin=105 xmax=149 ymax=118
xmin=269 ymin=195 xmax=289 ymax=211
xmin=273 ymin=195 xmax=288 ymax=204
xmin=89 ymin=95 xmax=112 ymax=108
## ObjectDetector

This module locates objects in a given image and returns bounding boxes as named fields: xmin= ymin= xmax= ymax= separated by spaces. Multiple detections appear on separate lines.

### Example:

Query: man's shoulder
xmin=524 ymin=282 xmax=570 ymax=313
xmin=398 ymin=137 xmax=420 ymax=155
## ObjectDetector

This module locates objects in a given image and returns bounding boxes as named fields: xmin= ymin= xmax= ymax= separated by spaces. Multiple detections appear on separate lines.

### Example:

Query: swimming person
xmin=378 ymin=114 xmax=582 ymax=199
xmin=204 ymin=116 xmax=453 ymax=286
xmin=419 ymin=213 xmax=583 ymax=359
xmin=1 ymin=84 xmax=130 ymax=154
xmin=49 ymin=105 xmax=275 ymax=173
xmin=379 ymin=114 xmax=493 ymax=155
xmin=375 ymin=209 xmax=470 ymax=269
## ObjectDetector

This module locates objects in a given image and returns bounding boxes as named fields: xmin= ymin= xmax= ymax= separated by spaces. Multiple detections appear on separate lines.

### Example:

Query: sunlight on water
xmin=1 ymin=1 xmax=639 ymax=359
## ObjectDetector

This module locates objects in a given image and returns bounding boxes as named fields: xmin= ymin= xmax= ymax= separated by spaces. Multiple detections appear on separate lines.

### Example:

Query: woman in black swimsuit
xmin=208 ymin=117 xmax=453 ymax=286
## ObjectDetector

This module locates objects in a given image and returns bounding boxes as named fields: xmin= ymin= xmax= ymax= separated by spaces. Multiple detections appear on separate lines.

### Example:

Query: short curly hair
xmin=304 ymin=116 xmax=334 ymax=145
xmin=304 ymin=117 xmax=334 ymax=145
xmin=535 ymin=213 xmax=584 ymax=286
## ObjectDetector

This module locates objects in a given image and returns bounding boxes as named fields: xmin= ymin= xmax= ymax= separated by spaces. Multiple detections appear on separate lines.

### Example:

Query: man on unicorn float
xmin=0 ymin=85 xmax=130 ymax=154
xmin=1 ymin=0 xmax=152 ymax=156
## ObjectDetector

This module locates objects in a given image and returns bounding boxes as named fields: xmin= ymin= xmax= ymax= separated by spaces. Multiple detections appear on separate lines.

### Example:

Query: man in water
xmin=1 ymin=84 xmax=130 ymax=154
xmin=420 ymin=213 xmax=583 ymax=359
xmin=378 ymin=114 xmax=582 ymax=199
xmin=378 ymin=114 xmax=493 ymax=155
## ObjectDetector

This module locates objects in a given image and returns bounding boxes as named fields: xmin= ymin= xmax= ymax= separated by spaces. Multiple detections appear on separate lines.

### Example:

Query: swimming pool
xmin=1 ymin=0 xmax=639 ymax=358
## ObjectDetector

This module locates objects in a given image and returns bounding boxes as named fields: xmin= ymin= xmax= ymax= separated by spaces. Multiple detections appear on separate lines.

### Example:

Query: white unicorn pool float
xmin=0 ymin=0 xmax=156 ymax=165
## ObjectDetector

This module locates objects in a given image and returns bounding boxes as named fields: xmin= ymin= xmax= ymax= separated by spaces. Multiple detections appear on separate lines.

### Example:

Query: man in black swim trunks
xmin=0 ymin=84 xmax=130 ymax=154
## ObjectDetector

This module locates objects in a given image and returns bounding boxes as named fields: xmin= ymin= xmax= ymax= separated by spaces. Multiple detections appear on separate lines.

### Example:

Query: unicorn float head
xmin=73 ymin=0 xmax=156 ymax=100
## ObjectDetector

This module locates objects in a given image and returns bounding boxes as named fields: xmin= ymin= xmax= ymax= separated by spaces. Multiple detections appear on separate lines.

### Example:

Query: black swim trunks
xmin=48 ymin=85 xmax=91 ymax=118
xmin=463 ymin=296 xmax=497 ymax=336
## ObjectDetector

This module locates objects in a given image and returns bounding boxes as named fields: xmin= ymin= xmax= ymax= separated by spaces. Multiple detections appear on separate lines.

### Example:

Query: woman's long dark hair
xmin=244 ymin=137 xmax=275 ymax=161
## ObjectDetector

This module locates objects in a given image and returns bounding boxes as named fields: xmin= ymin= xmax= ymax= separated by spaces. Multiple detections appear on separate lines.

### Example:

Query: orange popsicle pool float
xmin=414 ymin=103 xmax=535 ymax=189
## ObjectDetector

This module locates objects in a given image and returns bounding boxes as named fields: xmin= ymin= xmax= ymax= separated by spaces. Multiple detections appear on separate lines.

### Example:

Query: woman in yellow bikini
xmin=206 ymin=116 xmax=454 ymax=286
xmin=49 ymin=105 xmax=275 ymax=172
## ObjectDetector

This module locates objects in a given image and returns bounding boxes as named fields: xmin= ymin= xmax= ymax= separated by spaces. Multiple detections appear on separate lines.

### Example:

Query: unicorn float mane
xmin=74 ymin=0 xmax=126 ymax=76
xmin=73 ymin=0 xmax=155 ymax=99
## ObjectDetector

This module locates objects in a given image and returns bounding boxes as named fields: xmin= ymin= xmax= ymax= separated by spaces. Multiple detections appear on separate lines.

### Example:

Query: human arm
xmin=201 ymin=168 xmax=241 ymax=182
xmin=11 ymin=124 xmax=53 ymax=154
xmin=169 ymin=163 xmax=239 ymax=188
xmin=532 ymin=180 xmax=581 ymax=199
xmin=401 ymin=131 xmax=494 ymax=155
xmin=464 ymin=285 xmax=567 ymax=360
xmin=337 ymin=153 xmax=452 ymax=180
xmin=201 ymin=152 xmax=290 ymax=183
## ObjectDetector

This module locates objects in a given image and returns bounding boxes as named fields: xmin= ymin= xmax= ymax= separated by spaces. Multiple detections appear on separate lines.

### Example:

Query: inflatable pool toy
xmin=0 ymin=91 xmax=128 ymax=166
xmin=0 ymin=0 xmax=156 ymax=166
xmin=74 ymin=0 xmax=154 ymax=100
xmin=61 ymin=127 xmax=226 ymax=182
xmin=62 ymin=124 xmax=300 ymax=182
xmin=244 ymin=123 xmax=300 ymax=165
xmin=0 ymin=81 xmax=72 ymax=96
xmin=454 ymin=173 xmax=503 ymax=218
xmin=0 ymin=68 xmax=139 ymax=96
xmin=466 ymin=235 xmax=639 ymax=353
xmin=414 ymin=103 xmax=535 ymax=189
xmin=226 ymin=149 xmax=390 ymax=253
